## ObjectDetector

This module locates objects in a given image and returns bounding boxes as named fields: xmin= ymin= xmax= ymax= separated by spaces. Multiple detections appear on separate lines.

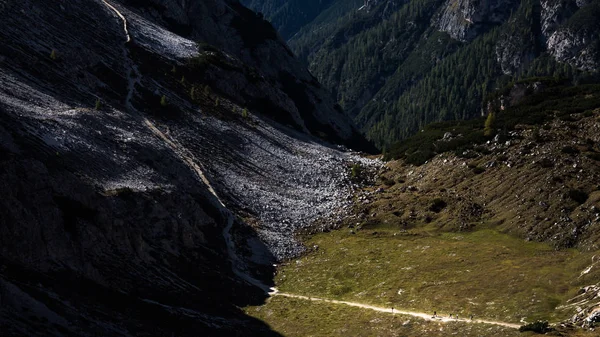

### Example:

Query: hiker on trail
xmin=391 ymin=307 xmax=394 ymax=314
xmin=449 ymin=313 xmax=452 ymax=318
xmin=456 ymin=314 xmax=459 ymax=320
xmin=434 ymin=311 xmax=436 ymax=317
xmin=470 ymin=314 xmax=473 ymax=320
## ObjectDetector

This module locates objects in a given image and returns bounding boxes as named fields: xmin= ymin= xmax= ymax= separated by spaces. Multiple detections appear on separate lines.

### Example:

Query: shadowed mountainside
xmin=0 ymin=0 xmax=377 ymax=335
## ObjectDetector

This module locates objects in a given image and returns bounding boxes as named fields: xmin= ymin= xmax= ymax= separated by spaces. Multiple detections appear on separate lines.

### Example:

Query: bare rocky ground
xmin=0 ymin=0 xmax=378 ymax=335
xmin=180 ymin=115 xmax=380 ymax=260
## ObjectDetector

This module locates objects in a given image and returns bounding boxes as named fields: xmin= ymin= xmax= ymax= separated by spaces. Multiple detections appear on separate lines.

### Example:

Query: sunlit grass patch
xmin=275 ymin=228 xmax=599 ymax=323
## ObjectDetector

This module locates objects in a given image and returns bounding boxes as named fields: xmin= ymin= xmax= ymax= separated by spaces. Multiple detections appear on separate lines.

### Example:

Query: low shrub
xmin=350 ymin=164 xmax=362 ymax=181
xmin=472 ymin=166 xmax=485 ymax=174
xmin=561 ymin=146 xmax=580 ymax=155
xmin=585 ymin=152 xmax=600 ymax=161
xmin=429 ymin=198 xmax=447 ymax=213
xmin=518 ymin=320 xmax=551 ymax=334
xmin=538 ymin=158 xmax=554 ymax=168
xmin=569 ymin=189 xmax=588 ymax=204
xmin=381 ymin=176 xmax=396 ymax=186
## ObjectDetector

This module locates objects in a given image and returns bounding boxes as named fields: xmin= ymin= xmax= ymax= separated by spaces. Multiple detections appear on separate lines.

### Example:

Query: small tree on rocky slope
xmin=484 ymin=112 xmax=495 ymax=136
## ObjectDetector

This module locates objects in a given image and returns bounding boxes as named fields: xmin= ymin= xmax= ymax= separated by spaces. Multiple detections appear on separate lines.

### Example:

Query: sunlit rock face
xmin=435 ymin=0 xmax=519 ymax=42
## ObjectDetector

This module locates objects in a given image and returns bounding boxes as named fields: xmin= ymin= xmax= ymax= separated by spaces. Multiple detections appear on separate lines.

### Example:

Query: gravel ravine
xmin=99 ymin=0 xmax=380 ymax=270
xmin=184 ymin=115 xmax=382 ymax=260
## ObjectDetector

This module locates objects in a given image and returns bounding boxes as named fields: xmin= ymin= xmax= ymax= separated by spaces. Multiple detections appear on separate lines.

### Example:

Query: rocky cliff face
xmin=544 ymin=0 xmax=600 ymax=72
xmin=434 ymin=0 xmax=600 ymax=72
xmin=0 ymin=0 xmax=375 ymax=335
xmin=540 ymin=0 xmax=579 ymax=38
xmin=435 ymin=0 xmax=518 ymax=42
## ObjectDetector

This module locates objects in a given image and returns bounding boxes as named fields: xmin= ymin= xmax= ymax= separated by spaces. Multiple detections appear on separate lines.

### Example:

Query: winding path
xmin=100 ymin=0 xmax=522 ymax=331
xmin=102 ymin=0 xmax=131 ymax=43
xmin=270 ymin=290 xmax=521 ymax=329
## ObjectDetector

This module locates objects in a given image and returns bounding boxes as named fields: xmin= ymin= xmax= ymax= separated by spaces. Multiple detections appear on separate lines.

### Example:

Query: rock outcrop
xmin=542 ymin=0 xmax=600 ymax=72
xmin=435 ymin=0 xmax=518 ymax=42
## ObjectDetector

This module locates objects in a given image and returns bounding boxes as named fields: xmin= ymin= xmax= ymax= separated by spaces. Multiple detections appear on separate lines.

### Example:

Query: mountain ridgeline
xmin=243 ymin=0 xmax=600 ymax=148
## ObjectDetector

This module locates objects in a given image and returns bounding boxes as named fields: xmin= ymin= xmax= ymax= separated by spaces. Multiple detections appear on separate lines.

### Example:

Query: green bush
xmin=472 ymin=166 xmax=485 ymax=174
xmin=559 ymin=115 xmax=577 ymax=122
xmin=484 ymin=112 xmax=495 ymax=136
xmin=569 ymin=189 xmax=588 ymax=204
xmin=429 ymin=198 xmax=447 ymax=213
xmin=350 ymin=164 xmax=362 ymax=181
xmin=538 ymin=158 xmax=554 ymax=168
xmin=585 ymin=152 xmax=600 ymax=161
xmin=95 ymin=98 xmax=102 ymax=110
xmin=160 ymin=95 xmax=168 ymax=107
xmin=190 ymin=86 xmax=197 ymax=100
xmin=561 ymin=146 xmax=580 ymax=155
xmin=381 ymin=176 xmax=396 ymax=186
xmin=518 ymin=320 xmax=551 ymax=333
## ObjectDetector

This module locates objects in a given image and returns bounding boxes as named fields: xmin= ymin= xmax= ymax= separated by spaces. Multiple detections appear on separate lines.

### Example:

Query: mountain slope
xmin=239 ymin=0 xmax=341 ymax=40
xmin=276 ymin=0 xmax=600 ymax=148
xmin=246 ymin=82 xmax=600 ymax=337
xmin=0 ymin=0 xmax=376 ymax=335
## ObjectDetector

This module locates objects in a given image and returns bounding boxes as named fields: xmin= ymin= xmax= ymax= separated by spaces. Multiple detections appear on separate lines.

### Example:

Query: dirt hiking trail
xmin=270 ymin=289 xmax=521 ymax=329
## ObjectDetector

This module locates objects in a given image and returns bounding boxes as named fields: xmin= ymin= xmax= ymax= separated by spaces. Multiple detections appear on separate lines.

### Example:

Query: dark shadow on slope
xmin=0 ymin=262 xmax=282 ymax=337
xmin=0 ymin=96 xmax=279 ymax=337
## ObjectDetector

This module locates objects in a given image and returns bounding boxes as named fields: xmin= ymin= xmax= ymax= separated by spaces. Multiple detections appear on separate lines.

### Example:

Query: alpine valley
xmin=1 ymin=0 xmax=600 ymax=336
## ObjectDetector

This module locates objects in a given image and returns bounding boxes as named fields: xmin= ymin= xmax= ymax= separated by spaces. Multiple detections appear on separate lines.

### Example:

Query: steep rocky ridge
xmin=545 ymin=0 xmax=600 ymax=72
xmin=435 ymin=0 xmax=519 ymax=42
xmin=0 ymin=0 xmax=376 ymax=335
